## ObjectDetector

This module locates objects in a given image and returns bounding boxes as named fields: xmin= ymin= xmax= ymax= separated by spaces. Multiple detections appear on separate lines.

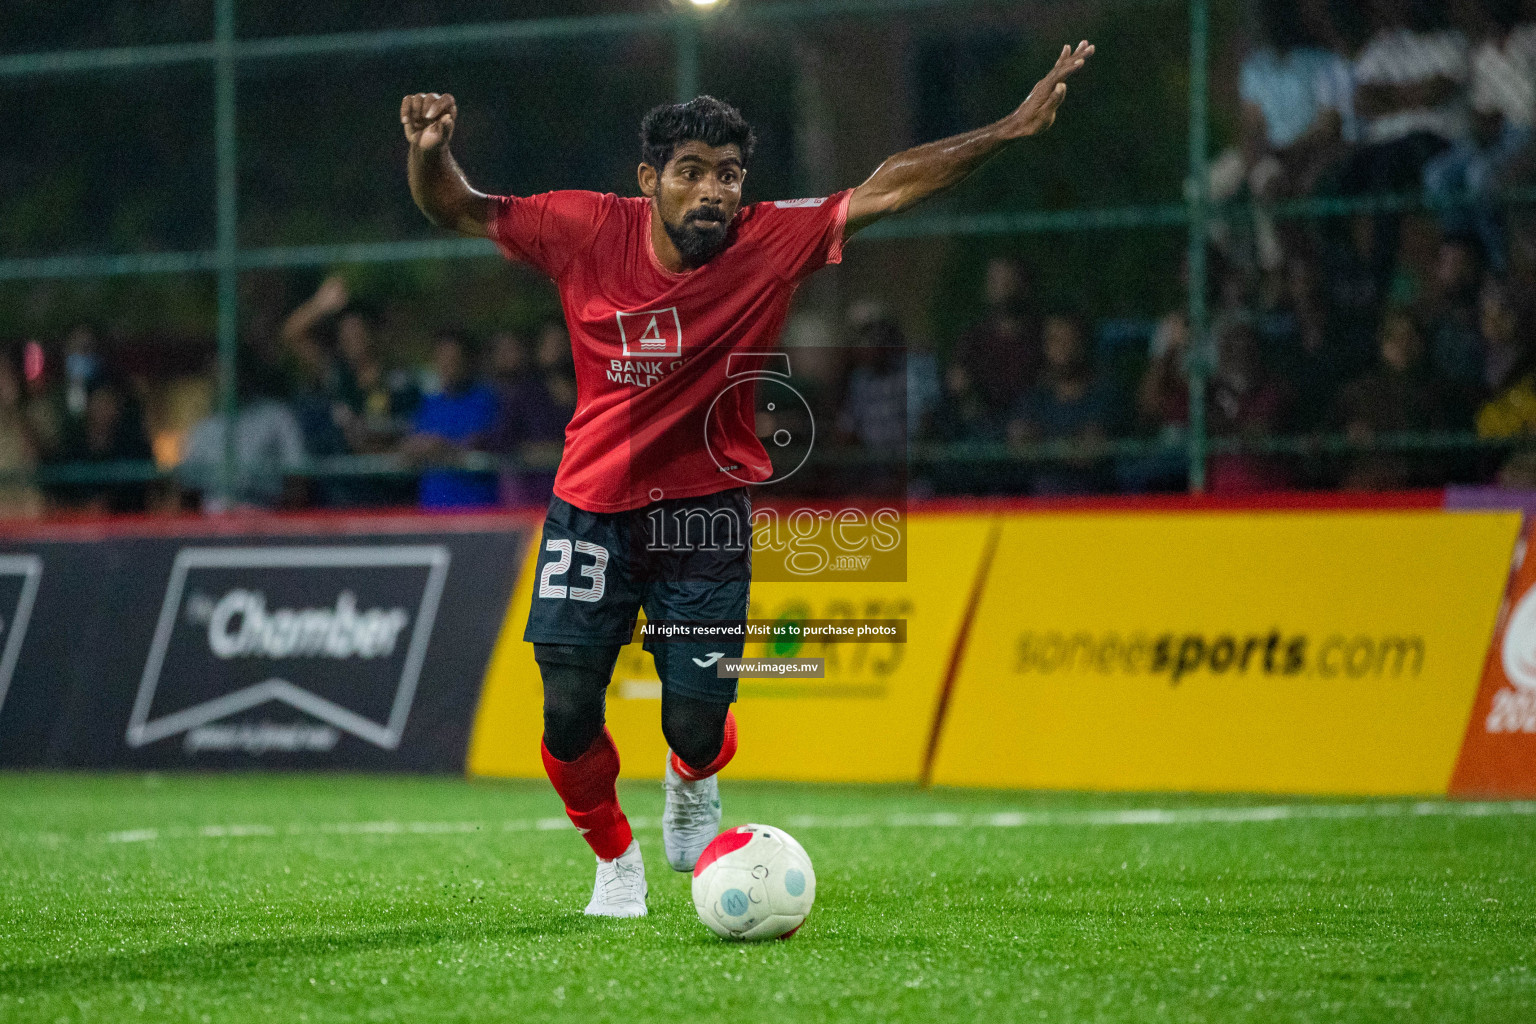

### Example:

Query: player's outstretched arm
xmin=844 ymin=41 xmax=1093 ymax=238
xmin=402 ymin=92 xmax=497 ymax=239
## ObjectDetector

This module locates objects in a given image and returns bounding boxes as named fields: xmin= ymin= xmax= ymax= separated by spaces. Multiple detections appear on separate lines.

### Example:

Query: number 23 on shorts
xmin=538 ymin=538 xmax=610 ymax=603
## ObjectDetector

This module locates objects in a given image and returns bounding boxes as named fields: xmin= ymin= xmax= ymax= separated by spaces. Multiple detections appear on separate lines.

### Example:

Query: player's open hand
xmin=402 ymin=92 xmax=457 ymax=151
xmin=1008 ymin=41 xmax=1094 ymax=138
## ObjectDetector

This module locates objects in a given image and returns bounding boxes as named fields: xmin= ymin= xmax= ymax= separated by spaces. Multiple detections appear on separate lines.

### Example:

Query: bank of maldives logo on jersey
xmin=617 ymin=307 xmax=683 ymax=358
xmin=125 ymin=546 xmax=449 ymax=755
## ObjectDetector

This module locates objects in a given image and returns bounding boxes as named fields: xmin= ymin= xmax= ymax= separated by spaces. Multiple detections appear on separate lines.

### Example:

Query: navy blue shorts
xmin=524 ymin=488 xmax=751 ymax=703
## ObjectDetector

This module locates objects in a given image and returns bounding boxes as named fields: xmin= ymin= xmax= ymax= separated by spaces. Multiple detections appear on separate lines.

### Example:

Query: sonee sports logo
xmin=126 ymin=546 xmax=449 ymax=752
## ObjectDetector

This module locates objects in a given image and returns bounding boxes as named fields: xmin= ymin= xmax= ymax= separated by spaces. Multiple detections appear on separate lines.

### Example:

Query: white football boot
xmin=584 ymin=839 xmax=648 ymax=918
xmin=662 ymin=754 xmax=723 ymax=872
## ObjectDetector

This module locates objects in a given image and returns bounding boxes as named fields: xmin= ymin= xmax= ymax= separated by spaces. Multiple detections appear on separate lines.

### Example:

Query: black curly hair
xmin=639 ymin=95 xmax=757 ymax=173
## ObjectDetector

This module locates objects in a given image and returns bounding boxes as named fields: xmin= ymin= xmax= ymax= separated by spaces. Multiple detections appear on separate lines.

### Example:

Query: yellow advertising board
xmin=929 ymin=511 xmax=1520 ymax=795
xmin=467 ymin=514 xmax=992 ymax=782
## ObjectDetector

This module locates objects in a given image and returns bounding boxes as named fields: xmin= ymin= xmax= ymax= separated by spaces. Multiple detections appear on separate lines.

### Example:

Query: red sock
xmin=670 ymin=709 xmax=738 ymax=781
xmin=541 ymin=728 xmax=633 ymax=861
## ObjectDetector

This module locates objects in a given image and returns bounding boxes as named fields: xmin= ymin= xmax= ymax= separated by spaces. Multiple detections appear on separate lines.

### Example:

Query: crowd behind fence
xmin=7 ymin=0 xmax=1536 ymax=516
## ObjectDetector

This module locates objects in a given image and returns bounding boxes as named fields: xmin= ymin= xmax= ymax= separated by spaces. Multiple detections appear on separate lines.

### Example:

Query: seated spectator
xmin=21 ymin=340 xmax=63 ymax=465
xmin=1211 ymin=0 xmax=1354 ymax=270
xmin=61 ymin=324 xmax=102 ymax=426
xmin=1206 ymin=317 xmax=1292 ymax=493
xmin=402 ymin=331 xmax=499 ymax=510
xmin=1332 ymin=311 xmax=1450 ymax=489
xmin=1345 ymin=0 xmax=1472 ymax=280
xmin=1320 ymin=215 xmax=1391 ymax=352
xmin=0 ymin=354 xmax=42 ymax=519
xmin=906 ymin=333 xmax=942 ymax=442
xmin=1422 ymin=235 xmax=1489 ymax=423
xmin=1473 ymin=276 xmax=1536 ymax=482
xmin=1121 ymin=310 xmax=1191 ymax=493
xmin=836 ymin=318 xmax=908 ymax=452
xmin=1425 ymin=0 xmax=1534 ymax=273
xmin=1480 ymin=275 xmax=1528 ymax=393
xmin=1269 ymin=257 xmax=1371 ymax=433
xmin=946 ymin=257 xmax=1041 ymax=440
xmin=534 ymin=319 xmax=578 ymax=415
xmin=484 ymin=330 xmax=567 ymax=506
xmin=1007 ymin=314 xmax=1113 ymax=496
xmin=49 ymin=374 xmax=154 ymax=514
xmin=178 ymin=351 xmax=308 ymax=513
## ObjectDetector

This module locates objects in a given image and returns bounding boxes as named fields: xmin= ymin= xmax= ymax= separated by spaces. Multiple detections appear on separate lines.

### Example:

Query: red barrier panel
xmin=1450 ymin=522 xmax=1536 ymax=796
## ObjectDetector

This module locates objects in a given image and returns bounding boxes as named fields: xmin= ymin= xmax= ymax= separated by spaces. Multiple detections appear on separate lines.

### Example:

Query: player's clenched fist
xmin=401 ymin=92 xmax=457 ymax=151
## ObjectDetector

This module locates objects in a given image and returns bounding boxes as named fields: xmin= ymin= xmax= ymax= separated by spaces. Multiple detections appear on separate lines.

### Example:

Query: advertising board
xmin=0 ymin=521 xmax=527 ymax=771
xmin=929 ymin=511 xmax=1519 ymax=794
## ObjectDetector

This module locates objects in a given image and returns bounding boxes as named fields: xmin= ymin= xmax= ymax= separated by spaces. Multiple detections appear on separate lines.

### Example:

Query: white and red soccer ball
xmin=691 ymin=823 xmax=815 ymax=940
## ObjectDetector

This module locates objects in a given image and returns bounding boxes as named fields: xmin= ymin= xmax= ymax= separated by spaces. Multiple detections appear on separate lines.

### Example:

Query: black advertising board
xmin=0 ymin=516 xmax=531 ymax=771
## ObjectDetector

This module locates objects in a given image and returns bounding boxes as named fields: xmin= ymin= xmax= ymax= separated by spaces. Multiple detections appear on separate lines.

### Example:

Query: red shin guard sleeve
xmin=541 ymin=728 xmax=633 ymax=861
xmin=670 ymin=709 xmax=738 ymax=782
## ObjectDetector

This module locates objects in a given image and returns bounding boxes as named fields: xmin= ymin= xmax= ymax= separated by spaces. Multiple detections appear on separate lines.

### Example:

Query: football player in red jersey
xmin=403 ymin=40 xmax=1093 ymax=917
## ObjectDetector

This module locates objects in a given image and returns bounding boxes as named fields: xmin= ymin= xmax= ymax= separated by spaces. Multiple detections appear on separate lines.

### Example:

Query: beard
xmin=663 ymin=207 xmax=730 ymax=266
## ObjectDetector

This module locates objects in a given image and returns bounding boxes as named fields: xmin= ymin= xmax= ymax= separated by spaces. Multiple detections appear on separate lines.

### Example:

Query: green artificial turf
xmin=1 ymin=773 xmax=1533 ymax=1023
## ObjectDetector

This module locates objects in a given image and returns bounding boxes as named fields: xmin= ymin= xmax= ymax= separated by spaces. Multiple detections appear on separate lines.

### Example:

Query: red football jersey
xmin=489 ymin=189 xmax=852 ymax=513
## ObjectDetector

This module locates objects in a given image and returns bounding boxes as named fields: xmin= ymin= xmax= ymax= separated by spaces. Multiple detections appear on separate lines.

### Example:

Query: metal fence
xmin=1 ymin=0 xmax=1530 ymax=503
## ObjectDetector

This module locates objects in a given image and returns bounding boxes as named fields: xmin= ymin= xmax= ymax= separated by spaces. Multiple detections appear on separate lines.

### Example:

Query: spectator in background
xmin=332 ymin=304 xmax=419 ymax=457
xmin=178 ymin=349 xmax=308 ymax=513
xmin=1475 ymin=278 xmax=1536 ymax=481
xmin=1351 ymin=0 xmax=1471 ymax=184
xmin=905 ymin=333 xmax=941 ymax=442
xmin=1206 ymin=317 xmax=1291 ymax=493
xmin=61 ymin=324 xmax=102 ymax=426
xmin=1270 ymin=257 xmax=1368 ymax=433
xmin=1516 ymin=0 xmax=1536 ymax=72
xmin=534 ymin=319 xmax=578 ymax=416
xmin=1122 ymin=309 xmax=1192 ymax=492
xmin=947 ymin=257 xmax=1041 ymax=439
xmin=281 ymin=276 xmax=354 ymax=471
xmin=402 ymin=331 xmax=499 ymax=510
xmin=281 ymin=276 xmax=417 ymax=506
xmin=0 ymin=354 xmax=42 ymax=519
xmin=1479 ymin=275 xmax=1528 ymax=393
xmin=484 ymin=330 xmax=567 ymax=506
xmin=836 ymin=317 xmax=908 ymax=453
xmin=1346 ymin=0 xmax=1472 ymax=281
xmin=281 ymin=275 xmax=418 ymax=449
xmin=281 ymin=275 xmax=349 ymax=388
xmin=49 ymin=374 xmax=154 ymax=514
xmin=1007 ymin=313 xmax=1113 ymax=496
xmin=1320 ymin=215 xmax=1391 ymax=360
xmin=1425 ymin=0 xmax=1535 ymax=273
xmin=1212 ymin=0 xmax=1354 ymax=271
xmin=21 ymin=340 xmax=62 ymax=465
xmin=1333 ymin=311 xmax=1450 ymax=489
xmin=1422 ymin=235 xmax=1489 ymax=422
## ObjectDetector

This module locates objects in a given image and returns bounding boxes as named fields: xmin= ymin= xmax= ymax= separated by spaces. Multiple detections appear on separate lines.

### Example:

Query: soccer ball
xmin=691 ymin=823 xmax=815 ymax=940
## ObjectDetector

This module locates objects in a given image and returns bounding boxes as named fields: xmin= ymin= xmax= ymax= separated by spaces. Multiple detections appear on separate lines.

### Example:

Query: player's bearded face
xmin=664 ymin=203 xmax=731 ymax=264
xmin=647 ymin=142 xmax=745 ymax=267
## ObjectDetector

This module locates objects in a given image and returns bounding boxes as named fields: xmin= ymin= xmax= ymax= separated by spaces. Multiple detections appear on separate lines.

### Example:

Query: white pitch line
xmin=15 ymin=799 xmax=1534 ymax=848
